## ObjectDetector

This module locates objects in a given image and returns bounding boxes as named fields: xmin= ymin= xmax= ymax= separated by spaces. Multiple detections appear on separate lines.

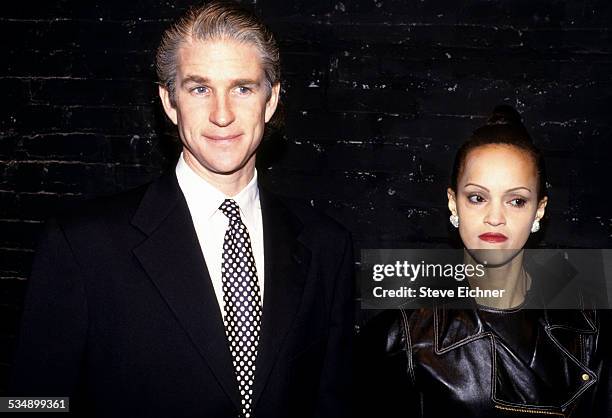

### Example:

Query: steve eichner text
xmin=372 ymin=286 xmax=506 ymax=299
xmin=372 ymin=261 xmax=485 ymax=282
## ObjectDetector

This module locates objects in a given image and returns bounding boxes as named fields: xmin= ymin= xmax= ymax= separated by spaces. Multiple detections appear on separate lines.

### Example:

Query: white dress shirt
xmin=175 ymin=153 xmax=265 ymax=318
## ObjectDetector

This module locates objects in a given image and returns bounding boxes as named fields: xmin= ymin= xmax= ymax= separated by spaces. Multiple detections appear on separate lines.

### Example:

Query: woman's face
xmin=448 ymin=144 xmax=547 ymax=260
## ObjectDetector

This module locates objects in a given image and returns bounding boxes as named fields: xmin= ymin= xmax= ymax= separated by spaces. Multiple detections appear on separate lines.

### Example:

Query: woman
xmin=358 ymin=105 xmax=609 ymax=417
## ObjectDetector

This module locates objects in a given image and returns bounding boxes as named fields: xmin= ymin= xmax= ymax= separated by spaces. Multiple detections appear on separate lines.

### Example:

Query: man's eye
xmin=467 ymin=194 xmax=485 ymax=204
xmin=509 ymin=198 xmax=527 ymax=207
xmin=235 ymin=86 xmax=252 ymax=95
xmin=192 ymin=86 xmax=209 ymax=95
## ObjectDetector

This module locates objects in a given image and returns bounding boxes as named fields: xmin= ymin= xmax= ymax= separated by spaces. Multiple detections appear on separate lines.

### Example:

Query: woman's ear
xmin=535 ymin=196 xmax=548 ymax=221
xmin=447 ymin=187 xmax=458 ymax=216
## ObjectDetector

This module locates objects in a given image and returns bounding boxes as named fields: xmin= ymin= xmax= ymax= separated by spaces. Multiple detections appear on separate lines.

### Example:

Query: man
xmin=10 ymin=2 xmax=354 ymax=417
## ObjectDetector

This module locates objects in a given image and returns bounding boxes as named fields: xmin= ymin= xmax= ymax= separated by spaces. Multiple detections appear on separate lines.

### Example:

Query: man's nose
xmin=484 ymin=202 xmax=506 ymax=227
xmin=209 ymin=95 xmax=235 ymax=127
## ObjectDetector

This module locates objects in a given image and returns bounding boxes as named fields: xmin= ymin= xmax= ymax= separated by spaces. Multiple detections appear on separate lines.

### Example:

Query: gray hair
xmin=156 ymin=1 xmax=281 ymax=104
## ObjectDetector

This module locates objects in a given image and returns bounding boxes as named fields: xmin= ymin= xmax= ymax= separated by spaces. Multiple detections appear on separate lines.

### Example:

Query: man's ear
xmin=159 ymin=84 xmax=178 ymax=126
xmin=264 ymin=82 xmax=280 ymax=123
xmin=535 ymin=196 xmax=548 ymax=221
xmin=447 ymin=187 xmax=458 ymax=216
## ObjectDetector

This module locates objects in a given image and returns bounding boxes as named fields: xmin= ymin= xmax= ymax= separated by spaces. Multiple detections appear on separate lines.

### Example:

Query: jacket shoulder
xmin=52 ymin=179 xmax=153 ymax=233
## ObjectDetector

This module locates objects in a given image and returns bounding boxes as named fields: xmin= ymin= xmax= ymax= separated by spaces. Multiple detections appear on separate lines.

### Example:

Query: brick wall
xmin=1 ymin=0 xmax=611 ymax=392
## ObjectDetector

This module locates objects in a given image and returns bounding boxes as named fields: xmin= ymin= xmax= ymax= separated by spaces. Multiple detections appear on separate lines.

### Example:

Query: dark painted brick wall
xmin=1 ymin=0 xmax=611 ymax=393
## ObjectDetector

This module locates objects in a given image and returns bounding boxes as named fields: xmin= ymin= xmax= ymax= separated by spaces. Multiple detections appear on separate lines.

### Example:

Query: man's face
xmin=159 ymin=38 xmax=279 ymax=181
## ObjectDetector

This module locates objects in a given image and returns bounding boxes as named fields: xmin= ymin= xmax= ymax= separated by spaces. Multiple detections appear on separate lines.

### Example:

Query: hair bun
xmin=486 ymin=105 xmax=523 ymax=127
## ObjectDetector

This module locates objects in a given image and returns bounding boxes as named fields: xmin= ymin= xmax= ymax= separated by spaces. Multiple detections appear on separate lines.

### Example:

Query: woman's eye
xmin=509 ymin=198 xmax=527 ymax=207
xmin=467 ymin=194 xmax=485 ymax=204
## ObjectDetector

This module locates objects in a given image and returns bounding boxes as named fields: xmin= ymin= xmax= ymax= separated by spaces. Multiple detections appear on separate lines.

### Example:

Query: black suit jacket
xmin=10 ymin=172 xmax=354 ymax=418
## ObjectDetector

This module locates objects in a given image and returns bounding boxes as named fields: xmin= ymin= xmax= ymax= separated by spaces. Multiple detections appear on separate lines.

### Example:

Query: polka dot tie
xmin=219 ymin=199 xmax=262 ymax=418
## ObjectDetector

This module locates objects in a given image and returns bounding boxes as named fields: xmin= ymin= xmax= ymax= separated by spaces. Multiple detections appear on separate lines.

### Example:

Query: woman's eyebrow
xmin=463 ymin=183 xmax=489 ymax=192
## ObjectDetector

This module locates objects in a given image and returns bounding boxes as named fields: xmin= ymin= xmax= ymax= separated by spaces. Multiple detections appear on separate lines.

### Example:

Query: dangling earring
xmin=449 ymin=214 xmax=459 ymax=228
xmin=531 ymin=219 xmax=540 ymax=233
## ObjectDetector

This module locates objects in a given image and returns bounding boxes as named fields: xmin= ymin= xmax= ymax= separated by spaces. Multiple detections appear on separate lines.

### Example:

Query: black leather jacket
xmin=357 ymin=305 xmax=610 ymax=417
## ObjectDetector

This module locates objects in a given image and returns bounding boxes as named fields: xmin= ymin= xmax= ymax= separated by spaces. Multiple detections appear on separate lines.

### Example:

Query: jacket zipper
xmin=494 ymin=404 xmax=565 ymax=416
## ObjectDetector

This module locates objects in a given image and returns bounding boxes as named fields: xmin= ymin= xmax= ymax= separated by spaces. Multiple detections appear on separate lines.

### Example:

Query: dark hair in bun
xmin=450 ymin=105 xmax=547 ymax=201
xmin=486 ymin=104 xmax=523 ymax=126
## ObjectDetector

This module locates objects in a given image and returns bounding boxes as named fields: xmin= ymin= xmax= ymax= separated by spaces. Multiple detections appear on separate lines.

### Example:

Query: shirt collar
xmin=175 ymin=152 xmax=260 ymax=220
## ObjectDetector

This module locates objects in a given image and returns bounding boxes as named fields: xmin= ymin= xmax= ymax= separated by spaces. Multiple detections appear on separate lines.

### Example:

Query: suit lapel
xmin=252 ymin=188 xmax=311 ymax=407
xmin=130 ymin=173 xmax=241 ymax=408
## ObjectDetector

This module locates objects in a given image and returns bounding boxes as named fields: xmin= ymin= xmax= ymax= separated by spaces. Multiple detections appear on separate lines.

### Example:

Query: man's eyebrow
xmin=180 ymin=76 xmax=261 ymax=88
xmin=181 ymin=75 xmax=209 ymax=87
xmin=230 ymin=79 xmax=261 ymax=87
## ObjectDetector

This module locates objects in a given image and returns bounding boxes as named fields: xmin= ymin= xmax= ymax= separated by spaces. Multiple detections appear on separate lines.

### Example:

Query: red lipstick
xmin=478 ymin=232 xmax=508 ymax=243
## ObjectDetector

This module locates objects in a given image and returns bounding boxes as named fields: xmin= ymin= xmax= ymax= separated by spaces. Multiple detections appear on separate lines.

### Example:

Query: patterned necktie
xmin=219 ymin=199 xmax=262 ymax=418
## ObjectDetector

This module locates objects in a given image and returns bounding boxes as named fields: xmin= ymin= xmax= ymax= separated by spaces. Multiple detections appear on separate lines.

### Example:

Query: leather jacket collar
xmin=434 ymin=305 xmax=599 ymax=413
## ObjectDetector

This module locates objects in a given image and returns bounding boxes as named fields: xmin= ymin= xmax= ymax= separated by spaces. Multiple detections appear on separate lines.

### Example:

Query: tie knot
xmin=219 ymin=199 xmax=241 ymax=221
